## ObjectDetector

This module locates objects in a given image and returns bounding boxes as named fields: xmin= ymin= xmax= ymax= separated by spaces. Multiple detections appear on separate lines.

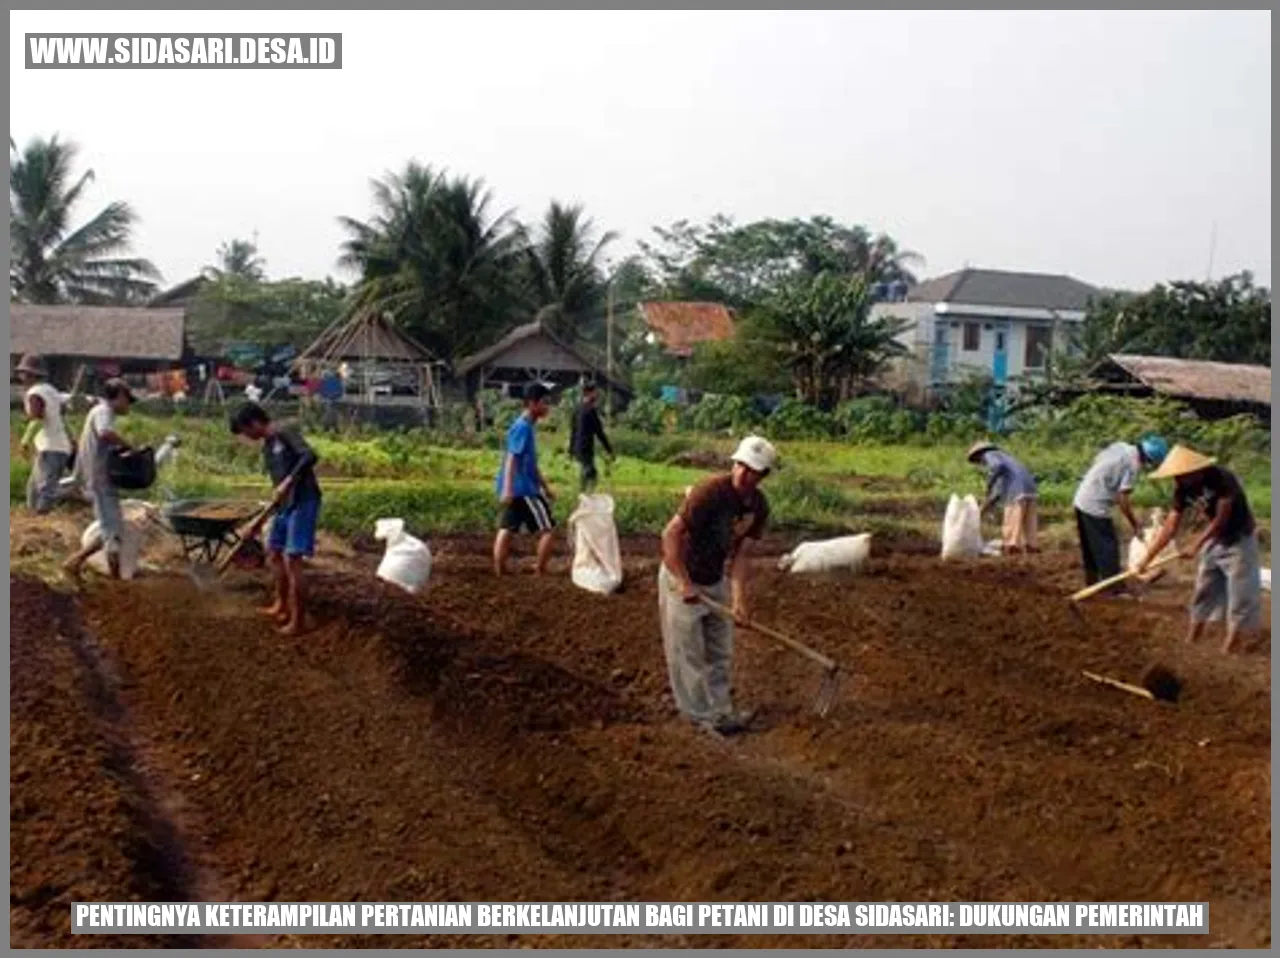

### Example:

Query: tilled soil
xmin=10 ymin=577 xmax=195 ymax=948
xmin=12 ymin=544 xmax=1272 ymax=948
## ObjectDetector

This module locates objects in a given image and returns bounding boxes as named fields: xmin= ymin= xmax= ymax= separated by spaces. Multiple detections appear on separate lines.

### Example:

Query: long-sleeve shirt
xmin=569 ymin=403 xmax=612 ymax=461
xmin=264 ymin=425 xmax=321 ymax=508
xmin=981 ymin=450 xmax=1037 ymax=505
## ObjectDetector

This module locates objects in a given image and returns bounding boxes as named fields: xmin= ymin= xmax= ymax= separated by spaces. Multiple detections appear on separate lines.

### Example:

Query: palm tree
xmin=10 ymin=135 xmax=160 ymax=304
xmin=338 ymin=162 xmax=526 ymax=359
xmin=205 ymin=237 xmax=266 ymax=281
xmin=522 ymin=201 xmax=617 ymax=341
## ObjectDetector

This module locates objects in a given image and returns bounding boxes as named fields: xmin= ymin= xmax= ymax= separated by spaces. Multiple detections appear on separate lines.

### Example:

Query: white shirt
xmin=74 ymin=402 xmax=117 ymax=492
xmin=25 ymin=382 xmax=71 ymax=454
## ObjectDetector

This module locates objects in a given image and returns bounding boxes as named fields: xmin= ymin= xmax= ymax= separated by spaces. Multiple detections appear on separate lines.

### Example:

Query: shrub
xmin=622 ymin=396 xmax=669 ymax=435
xmin=684 ymin=394 xmax=760 ymax=434
xmin=767 ymin=398 xmax=837 ymax=440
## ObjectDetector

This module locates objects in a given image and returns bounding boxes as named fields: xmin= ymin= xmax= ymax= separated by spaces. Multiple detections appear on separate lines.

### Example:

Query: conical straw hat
xmin=1150 ymin=444 xmax=1217 ymax=480
xmin=966 ymin=440 xmax=997 ymax=462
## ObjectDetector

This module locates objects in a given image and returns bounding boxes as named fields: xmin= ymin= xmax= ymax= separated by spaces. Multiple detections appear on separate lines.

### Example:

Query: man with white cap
xmin=659 ymin=434 xmax=776 ymax=736
xmin=1136 ymin=445 xmax=1263 ymax=654
xmin=15 ymin=354 xmax=72 ymax=513
xmin=967 ymin=441 xmax=1038 ymax=554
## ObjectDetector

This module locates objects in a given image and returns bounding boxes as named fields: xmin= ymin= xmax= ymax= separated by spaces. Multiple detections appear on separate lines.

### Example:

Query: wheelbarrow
xmin=163 ymin=499 xmax=268 ymax=569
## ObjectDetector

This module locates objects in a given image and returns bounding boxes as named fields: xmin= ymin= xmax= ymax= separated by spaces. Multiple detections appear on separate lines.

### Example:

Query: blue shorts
xmin=268 ymin=496 xmax=320 ymax=558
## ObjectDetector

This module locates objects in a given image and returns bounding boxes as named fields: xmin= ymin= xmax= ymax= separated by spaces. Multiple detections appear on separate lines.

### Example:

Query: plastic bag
xmin=778 ymin=533 xmax=871 ymax=574
xmin=568 ymin=493 xmax=623 ymax=595
xmin=81 ymin=499 xmax=153 ymax=580
xmin=940 ymin=494 xmax=984 ymax=560
xmin=374 ymin=518 xmax=432 ymax=594
xmin=1127 ymin=509 xmax=1176 ymax=575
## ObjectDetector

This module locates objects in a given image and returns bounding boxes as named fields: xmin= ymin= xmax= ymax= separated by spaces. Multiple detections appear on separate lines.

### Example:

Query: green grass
xmin=11 ymin=411 xmax=1270 ymax=542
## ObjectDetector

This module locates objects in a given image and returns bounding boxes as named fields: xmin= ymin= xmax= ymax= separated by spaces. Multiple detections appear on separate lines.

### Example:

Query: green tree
xmin=338 ymin=162 xmax=527 ymax=361
xmin=1070 ymin=272 xmax=1271 ymax=367
xmin=521 ymin=201 xmax=616 ymax=342
xmin=9 ymin=134 xmax=160 ymax=304
xmin=755 ymin=271 xmax=910 ymax=407
xmin=205 ymin=237 xmax=266 ymax=281
xmin=187 ymin=275 xmax=348 ymax=355
xmin=637 ymin=215 xmax=922 ymax=309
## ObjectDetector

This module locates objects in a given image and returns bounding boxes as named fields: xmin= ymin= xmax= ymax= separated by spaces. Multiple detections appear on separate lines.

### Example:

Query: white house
xmin=871 ymin=268 xmax=1102 ymax=395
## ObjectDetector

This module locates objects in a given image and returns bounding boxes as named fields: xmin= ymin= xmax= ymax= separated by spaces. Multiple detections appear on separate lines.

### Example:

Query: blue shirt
xmin=981 ymin=450 xmax=1037 ymax=504
xmin=1073 ymin=442 xmax=1140 ymax=518
xmin=496 ymin=414 xmax=541 ymax=498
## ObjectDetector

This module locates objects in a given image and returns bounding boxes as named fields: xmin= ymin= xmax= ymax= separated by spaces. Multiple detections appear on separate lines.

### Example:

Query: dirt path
xmin=24 ymin=545 xmax=1260 ymax=949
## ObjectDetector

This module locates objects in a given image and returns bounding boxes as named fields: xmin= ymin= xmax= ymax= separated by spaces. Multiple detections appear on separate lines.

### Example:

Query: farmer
xmin=1136 ymin=446 xmax=1263 ymax=654
xmin=63 ymin=379 xmax=136 ymax=582
xmin=494 ymin=382 xmax=556 ymax=576
xmin=1071 ymin=434 xmax=1168 ymax=590
xmin=230 ymin=402 xmax=322 ymax=637
xmin=967 ymin=441 xmax=1038 ymax=554
xmin=658 ymin=435 xmax=777 ymax=736
xmin=16 ymin=354 xmax=72 ymax=514
xmin=569 ymin=382 xmax=614 ymax=493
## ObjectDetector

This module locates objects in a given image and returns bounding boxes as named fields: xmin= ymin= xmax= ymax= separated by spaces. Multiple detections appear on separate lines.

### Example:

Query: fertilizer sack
xmin=940 ymin=494 xmax=984 ymax=560
xmin=779 ymin=533 xmax=872 ymax=575
xmin=81 ymin=499 xmax=154 ymax=580
xmin=1127 ymin=509 xmax=1177 ymax=575
xmin=568 ymin=493 xmax=623 ymax=595
xmin=374 ymin=518 xmax=432 ymax=595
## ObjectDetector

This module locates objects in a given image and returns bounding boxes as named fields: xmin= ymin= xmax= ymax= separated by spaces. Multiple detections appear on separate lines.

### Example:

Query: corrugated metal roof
xmin=907 ymin=268 xmax=1101 ymax=312
xmin=9 ymin=304 xmax=186 ymax=361
xmin=1098 ymin=354 xmax=1271 ymax=406
xmin=638 ymin=301 xmax=735 ymax=357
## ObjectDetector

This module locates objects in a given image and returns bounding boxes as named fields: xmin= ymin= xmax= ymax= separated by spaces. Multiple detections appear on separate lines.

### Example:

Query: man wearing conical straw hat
xmin=1136 ymin=445 xmax=1264 ymax=654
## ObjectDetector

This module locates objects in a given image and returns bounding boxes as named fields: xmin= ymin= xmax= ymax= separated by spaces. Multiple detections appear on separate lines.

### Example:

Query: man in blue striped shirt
xmin=968 ymin=441 xmax=1038 ymax=555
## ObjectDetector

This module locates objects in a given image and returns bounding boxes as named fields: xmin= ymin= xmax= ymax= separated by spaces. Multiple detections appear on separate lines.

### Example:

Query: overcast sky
xmin=10 ymin=10 xmax=1272 ymax=293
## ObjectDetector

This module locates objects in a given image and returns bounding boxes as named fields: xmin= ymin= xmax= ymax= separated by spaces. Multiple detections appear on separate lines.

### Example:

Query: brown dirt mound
xmin=46 ymin=547 xmax=1268 ymax=948
xmin=10 ymin=577 xmax=192 ymax=948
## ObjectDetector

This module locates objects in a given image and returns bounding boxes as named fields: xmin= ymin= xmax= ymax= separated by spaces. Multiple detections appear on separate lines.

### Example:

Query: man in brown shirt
xmin=659 ymin=435 xmax=777 ymax=735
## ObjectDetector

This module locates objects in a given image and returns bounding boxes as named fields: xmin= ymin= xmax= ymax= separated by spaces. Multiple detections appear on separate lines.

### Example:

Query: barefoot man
xmin=1137 ymin=445 xmax=1263 ymax=655
xmin=659 ymin=435 xmax=776 ymax=736
xmin=230 ymin=402 xmax=322 ymax=636
xmin=494 ymin=383 xmax=556 ymax=575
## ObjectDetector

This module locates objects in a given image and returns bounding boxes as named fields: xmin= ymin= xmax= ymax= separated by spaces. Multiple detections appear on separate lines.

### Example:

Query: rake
xmin=698 ymin=593 xmax=842 ymax=717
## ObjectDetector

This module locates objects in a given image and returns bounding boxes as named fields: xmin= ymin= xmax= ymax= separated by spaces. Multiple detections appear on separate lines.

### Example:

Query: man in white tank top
xmin=16 ymin=354 xmax=71 ymax=513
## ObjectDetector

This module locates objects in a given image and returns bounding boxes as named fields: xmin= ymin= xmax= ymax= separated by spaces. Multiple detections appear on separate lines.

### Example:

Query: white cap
xmin=731 ymin=435 xmax=778 ymax=474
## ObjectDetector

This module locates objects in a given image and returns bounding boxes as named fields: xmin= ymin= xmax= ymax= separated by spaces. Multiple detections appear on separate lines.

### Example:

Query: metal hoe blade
xmin=813 ymin=666 xmax=841 ymax=718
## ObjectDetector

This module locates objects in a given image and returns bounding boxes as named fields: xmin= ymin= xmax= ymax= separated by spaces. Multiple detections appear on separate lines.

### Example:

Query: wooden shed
xmin=453 ymin=320 xmax=629 ymax=402
xmin=1086 ymin=354 xmax=1271 ymax=421
xmin=9 ymin=304 xmax=187 ymax=389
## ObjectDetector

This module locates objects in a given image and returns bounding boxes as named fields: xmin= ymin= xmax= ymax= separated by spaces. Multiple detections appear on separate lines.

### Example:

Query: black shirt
xmin=1173 ymin=466 xmax=1254 ymax=546
xmin=264 ymin=425 xmax=321 ymax=507
xmin=569 ymin=403 xmax=612 ymax=461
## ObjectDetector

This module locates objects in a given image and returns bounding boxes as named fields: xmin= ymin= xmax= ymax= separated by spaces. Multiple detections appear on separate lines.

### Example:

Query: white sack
xmin=1127 ymin=509 xmax=1177 ymax=575
xmin=374 ymin=518 xmax=432 ymax=594
xmin=940 ymin=494 xmax=984 ymax=560
xmin=81 ymin=499 xmax=154 ymax=580
xmin=568 ymin=493 xmax=623 ymax=595
xmin=1261 ymin=568 xmax=1271 ymax=593
xmin=778 ymin=533 xmax=872 ymax=575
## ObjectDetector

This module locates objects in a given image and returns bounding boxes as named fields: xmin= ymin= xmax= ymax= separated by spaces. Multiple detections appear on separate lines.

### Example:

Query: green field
xmin=10 ymin=410 xmax=1271 ymax=545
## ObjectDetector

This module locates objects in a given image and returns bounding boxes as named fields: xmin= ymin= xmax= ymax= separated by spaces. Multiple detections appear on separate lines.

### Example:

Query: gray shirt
xmin=1073 ymin=442 xmax=1140 ymax=518
xmin=980 ymin=450 xmax=1037 ymax=504
xmin=73 ymin=401 xmax=117 ymax=493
